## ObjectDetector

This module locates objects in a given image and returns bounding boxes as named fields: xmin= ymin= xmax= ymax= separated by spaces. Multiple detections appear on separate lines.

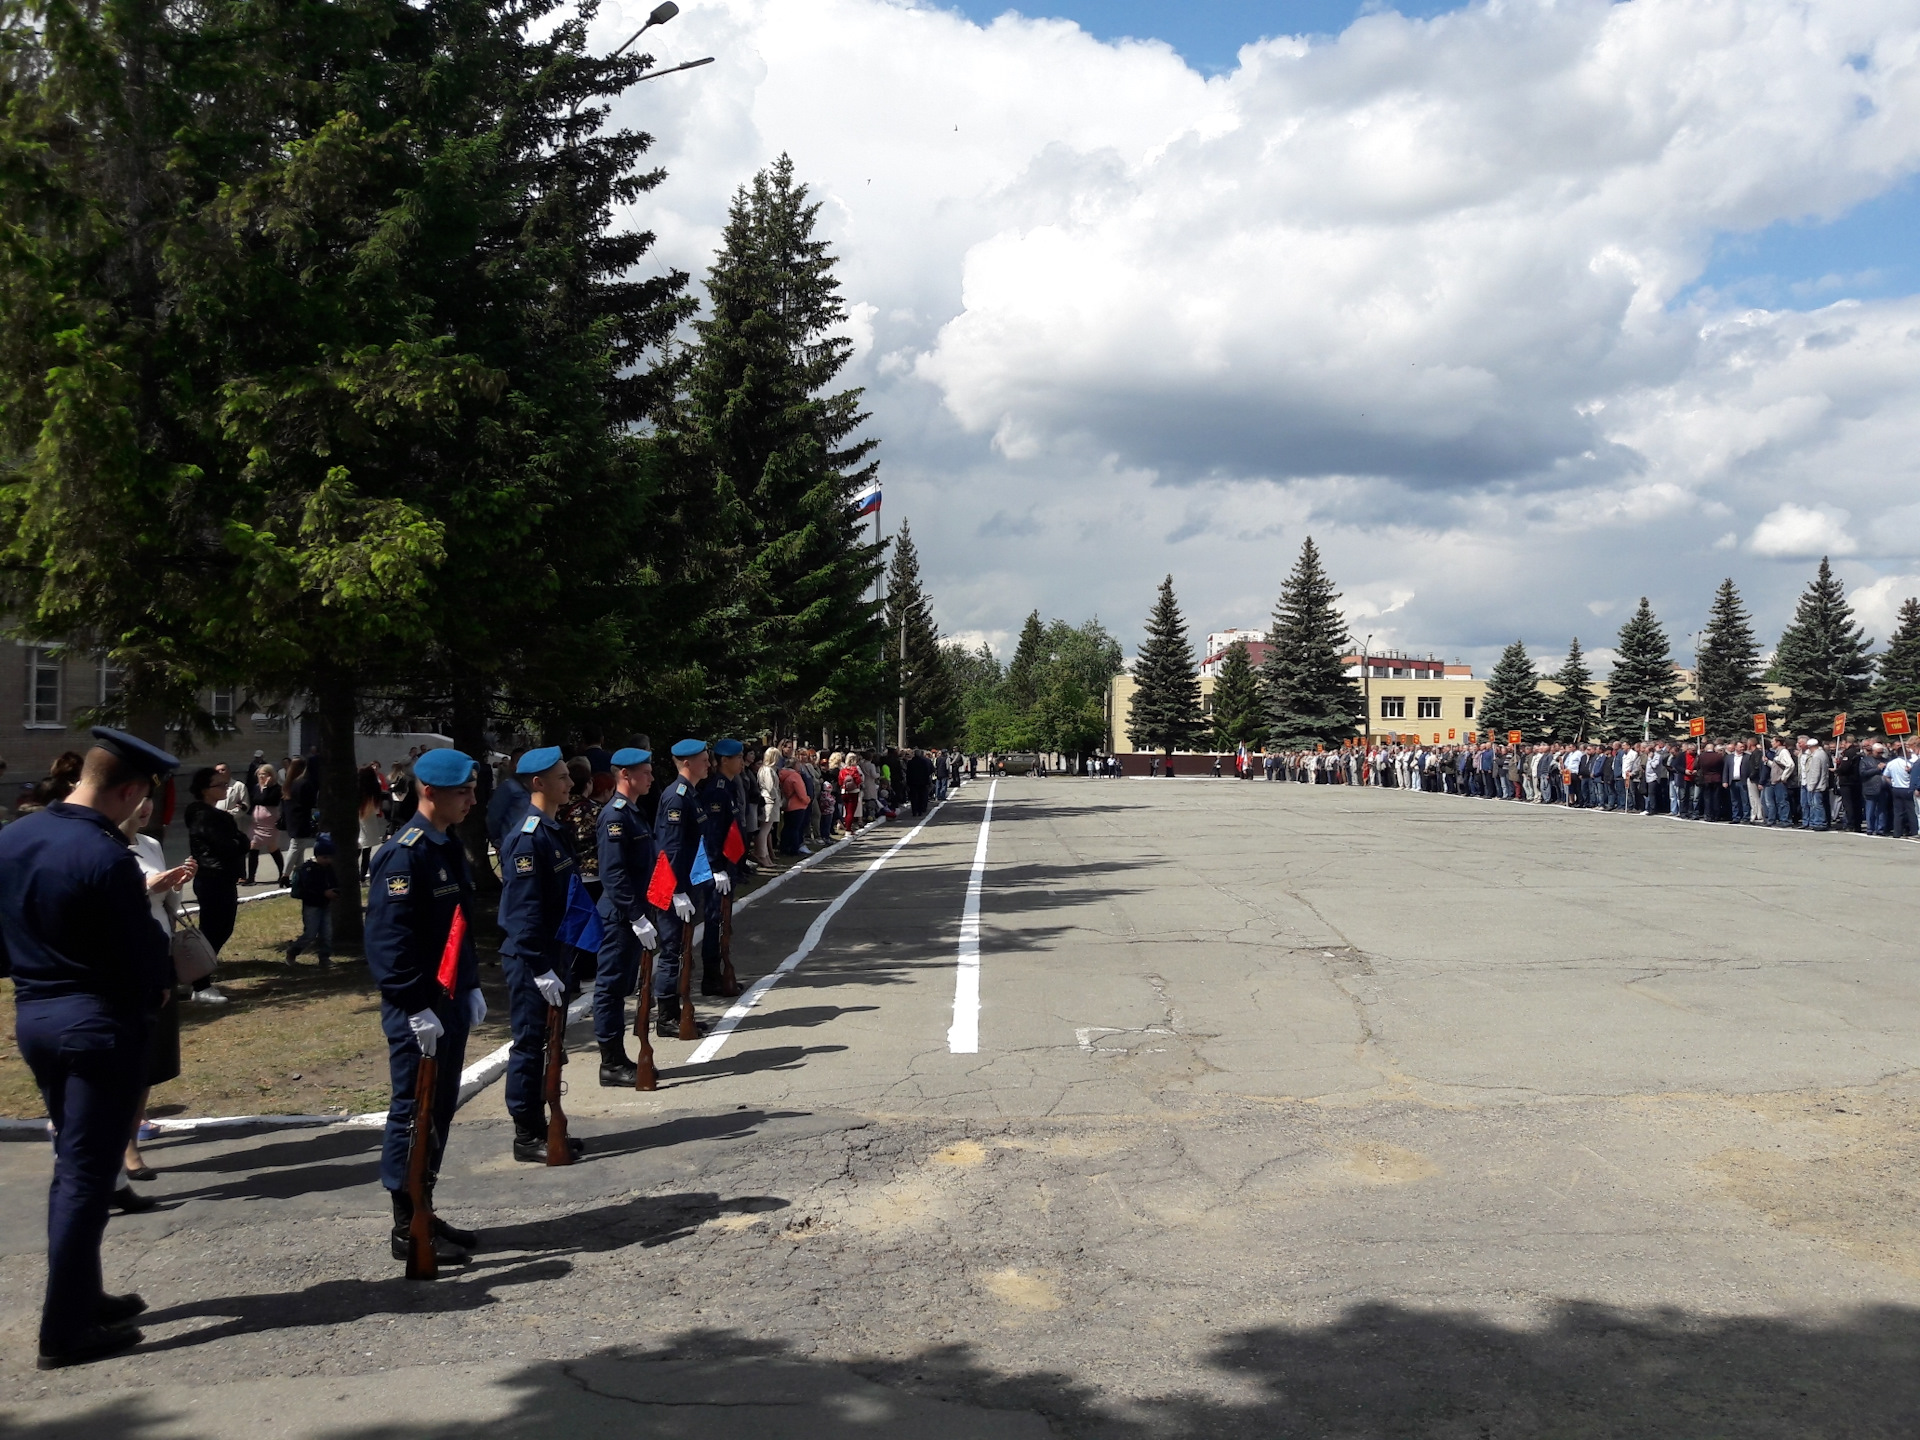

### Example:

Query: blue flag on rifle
xmin=558 ymin=872 xmax=603 ymax=953
xmin=689 ymin=838 xmax=713 ymax=886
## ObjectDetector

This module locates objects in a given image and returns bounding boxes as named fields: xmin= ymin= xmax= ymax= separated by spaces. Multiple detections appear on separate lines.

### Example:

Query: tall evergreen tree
xmin=1547 ymin=638 xmax=1598 ymax=741
xmin=1771 ymin=557 xmax=1874 ymax=735
xmin=1004 ymin=610 xmax=1046 ymax=711
xmin=1869 ymin=596 xmax=1920 ymax=723
xmin=1127 ymin=576 xmax=1202 ymax=755
xmin=1605 ymin=598 xmax=1682 ymax=740
xmin=1479 ymin=641 xmax=1545 ymax=743
xmin=663 ymin=154 xmax=885 ymax=736
xmin=885 ymin=521 xmax=959 ymax=746
xmin=1209 ymin=641 xmax=1263 ymax=750
xmin=1258 ymin=537 xmax=1363 ymax=747
xmin=1695 ymin=578 xmax=1768 ymax=738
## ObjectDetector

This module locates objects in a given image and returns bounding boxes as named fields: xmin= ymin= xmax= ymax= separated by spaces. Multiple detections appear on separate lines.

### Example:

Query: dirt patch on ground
xmin=0 ymin=897 xmax=518 ymax=1120
xmin=1702 ymin=1081 xmax=1920 ymax=1277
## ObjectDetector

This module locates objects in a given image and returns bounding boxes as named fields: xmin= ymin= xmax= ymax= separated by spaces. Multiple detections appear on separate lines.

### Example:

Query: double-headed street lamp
xmin=609 ymin=2 xmax=715 ymax=79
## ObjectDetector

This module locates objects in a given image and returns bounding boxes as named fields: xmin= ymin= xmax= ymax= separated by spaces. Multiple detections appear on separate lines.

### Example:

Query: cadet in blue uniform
xmin=651 ymin=739 xmax=713 ymax=1036
xmin=0 ymin=728 xmax=175 ymax=1369
xmin=592 ymin=747 xmax=658 ymax=1084
xmin=364 ymin=747 xmax=486 ymax=1267
xmin=495 ymin=747 xmax=585 ymax=1161
xmin=697 ymin=739 xmax=746 ymax=997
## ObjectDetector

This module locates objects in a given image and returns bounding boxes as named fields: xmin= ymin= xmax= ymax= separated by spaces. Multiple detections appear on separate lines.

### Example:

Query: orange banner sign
xmin=1507 ymin=730 xmax=1522 ymax=744
xmin=1884 ymin=711 xmax=1913 ymax=736
xmin=1688 ymin=716 xmax=1706 ymax=737
xmin=1752 ymin=714 xmax=1768 ymax=734
xmin=1833 ymin=713 xmax=1847 ymax=737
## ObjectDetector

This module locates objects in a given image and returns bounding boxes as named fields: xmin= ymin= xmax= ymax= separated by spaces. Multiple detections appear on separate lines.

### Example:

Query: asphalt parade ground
xmin=7 ymin=778 xmax=1920 ymax=1437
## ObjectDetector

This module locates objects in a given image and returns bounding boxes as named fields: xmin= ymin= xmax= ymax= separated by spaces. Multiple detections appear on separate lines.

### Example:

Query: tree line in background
xmin=1128 ymin=541 xmax=1920 ymax=755
xmin=0 ymin=0 xmax=892 ymax=934
xmin=946 ymin=609 xmax=1124 ymax=771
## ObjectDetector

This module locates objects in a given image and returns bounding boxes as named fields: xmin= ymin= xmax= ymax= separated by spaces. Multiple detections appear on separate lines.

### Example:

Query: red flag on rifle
xmin=723 ymin=821 xmax=746 ymax=865
xmin=437 ymin=907 xmax=466 ymax=995
xmin=646 ymin=851 xmax=677 ymax=909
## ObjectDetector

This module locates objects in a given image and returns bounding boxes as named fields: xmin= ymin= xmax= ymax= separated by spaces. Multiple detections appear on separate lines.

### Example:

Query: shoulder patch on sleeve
xmin=514 ymin=854 xmax=534 ymax=874
xmin=521 ymin=814 xmax=540 ymax=833
xmin=608 ymin=822 xmax=624 ymax=837
xmin=386 ymin=874 xmax=411 ymax=896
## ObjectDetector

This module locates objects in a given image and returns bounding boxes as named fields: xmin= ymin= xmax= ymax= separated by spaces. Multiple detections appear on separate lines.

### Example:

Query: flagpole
xmin=874 ymin=498 xmax=885 ymax=751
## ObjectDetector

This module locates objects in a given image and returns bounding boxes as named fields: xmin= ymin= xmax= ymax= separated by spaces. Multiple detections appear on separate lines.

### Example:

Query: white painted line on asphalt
xmin=947 ymin=778 xmax=998 ymax=1055
xmin=683 ymin=792 xmax=963 ymax=1066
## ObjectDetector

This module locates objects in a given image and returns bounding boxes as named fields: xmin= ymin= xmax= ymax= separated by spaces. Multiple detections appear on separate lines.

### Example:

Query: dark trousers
xmin=701 ymin=885 xmax=730 ymax=982
xmin=780 ymin=810 xmax=807 ymax=853
xmin=378 ymin=993 xmax=469 ymax=1192
xmin=499 ymin=949 xmax=561 ymax=1123
xmin=593 ymin=914 xmax=643 ymax=1044
xmin=1890 ymin=788 xmax=1917 ymax=839
xmin=651 ymin=885 xmax=710 ymax=999
xmin=16 ymin=996 xmax=149 ymax=1350
xmin=194 ymin=875 xmax=239 ymax=957
xmin=908 ymin=786 xmax=930 ymax=817
xmin=1729 ymin=781 xmax=1750 ymax=824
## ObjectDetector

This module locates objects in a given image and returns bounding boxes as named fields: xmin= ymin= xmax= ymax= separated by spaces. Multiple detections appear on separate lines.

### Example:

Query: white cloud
xmin=1848 ymin=573 xmax=1920 ymax=638
xmin=602 ymin=0 xmax=1920 ymax=668
xmin=1751 ymin=502 xmax=1858 ymax=557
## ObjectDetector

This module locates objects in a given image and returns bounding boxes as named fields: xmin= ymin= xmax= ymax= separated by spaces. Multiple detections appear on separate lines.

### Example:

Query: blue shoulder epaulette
xmin=521 ymin=813 xmax=540 ymax=833
xmin=398 ymin=828 xmax=423 ymax=847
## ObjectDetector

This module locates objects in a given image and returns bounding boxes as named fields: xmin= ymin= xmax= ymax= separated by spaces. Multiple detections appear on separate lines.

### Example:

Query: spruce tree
xmin=1605 ymin=598 xmax=1682 ymax=740
xmin=1548 ymin=638 xmax=1598 ymax=742
xmin=1004 ymin=610 xmax=1046 ymax=711
xmin=1695 ymin=579 xmax=1768 ymax=738
xmin=1479 ymin=642 xmax=1544 ymax=743
xmin=1869 ymin=597 xmax=1920 ymax=722
xmin=1771 ymin=557 xmax=1874 ymax=735
xmin=1209 ymin=641 xmax=1263 ymax=750
xmin=1127 ymin=576 xmax=1203 ymax=755
xmin=1258 ymin=537 xmax=1363 ymax=747
xmin=885 ymin=521 xmax=960 ymax=746
xmin=666 ymin=154 xmax=886 ymax=736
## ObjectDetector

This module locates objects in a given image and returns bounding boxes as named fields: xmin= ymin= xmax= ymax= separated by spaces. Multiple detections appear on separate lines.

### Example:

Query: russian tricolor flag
xmin=853 ymin=484 xmax=881 ymax=516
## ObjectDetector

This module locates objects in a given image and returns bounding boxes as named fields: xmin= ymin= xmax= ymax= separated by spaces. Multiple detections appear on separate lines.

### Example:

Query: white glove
xmin=672 ymin=892 xmax=695 ymax=921
xmin=630 ymin=916 xmax=658 ymax=948
xmin=534 ymin=971 xmax=565 ymax=1008
xmin=466 ymin=989 xmax=487 ymax=1027
xmin=408 ymin=1009 xmax=443 ymax=1058
xmin=712 ymin=871 xmax=732 ymax=896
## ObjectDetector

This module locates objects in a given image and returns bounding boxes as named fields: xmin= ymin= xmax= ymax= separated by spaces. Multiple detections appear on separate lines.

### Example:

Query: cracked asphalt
xmin=7 ymin=777 xmax=1920 ymax=1437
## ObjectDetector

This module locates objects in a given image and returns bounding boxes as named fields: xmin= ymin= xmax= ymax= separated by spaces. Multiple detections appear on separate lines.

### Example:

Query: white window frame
xmin=211 ymin=687 xmax=235 ymax=728
xmin=1417 ymin=696 xmax=1442 ymax=720
xmin=97 ymin=657 xmax=125 ymax=710
xmin=1380 ymin=696 xmax=1406 ymax=720
xmin=1463 ymin=696 xmax=1477 ymax=720
xmin=24 ymin=645 xmax=63 ymax=728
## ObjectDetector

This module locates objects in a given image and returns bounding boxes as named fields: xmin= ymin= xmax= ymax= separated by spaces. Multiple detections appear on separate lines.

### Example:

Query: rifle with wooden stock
xmin=633 ymin=944 xmax=657 ymax=1089
xmin=677 ymin=926 xmax=696 ymax=1041
xmin=720 ymin=890 xmax=738 ymax=995
xmin=544 ymin=998 xmax=572 ymax=1166
xmin=405 ymin=905 xmax=468 ymax=1280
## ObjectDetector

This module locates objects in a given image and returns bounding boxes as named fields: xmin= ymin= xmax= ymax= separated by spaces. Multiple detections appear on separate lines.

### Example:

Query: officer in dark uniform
xmin=592 ymin=747 xmax=657 ymax=1085
xmin=697 ymin=739 xmax=746 ymax=997
xmin=364 ymin=747 xmax=485 ymax=1266
xmin=0 ymin=728 xmax=176 ymax=1368
xmin=495 ymin=746 xmax=585 ymax=1161
xmin=651 ymin=739 xmax=713 ymax=1037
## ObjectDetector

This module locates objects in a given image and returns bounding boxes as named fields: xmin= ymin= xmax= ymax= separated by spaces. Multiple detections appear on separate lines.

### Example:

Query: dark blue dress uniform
xmin=651 ymin=771 xmax=710 ymax=1008
xmin=496 ymin=805 xmax=575 ymax=1123
xmin=695 ymin=770 xmax=738 ymax=988
xmin=364 ymin=813 xmax=479 ymax=1193
xmin=593 ymin=787 xmax=656 ymax=1046
xmin=0 ymin=728 xmax=175 ymax=1361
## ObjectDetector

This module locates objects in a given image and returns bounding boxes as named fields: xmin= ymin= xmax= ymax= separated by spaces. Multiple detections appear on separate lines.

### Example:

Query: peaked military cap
xmin=88 ymin=727 xmax=179 ymax=780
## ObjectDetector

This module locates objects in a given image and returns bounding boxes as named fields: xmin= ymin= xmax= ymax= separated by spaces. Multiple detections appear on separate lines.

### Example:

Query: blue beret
xmin=713 ymin=738 xmax=744 ymax=757
xmin=610 ymin=747 xmax=652 ymax=767
xmin=669 ymin=738 xmax=708 ymax=759
xmin=516 ymin=745 xmax=564 ymax=776
xmin=89 ymin=727 xmax=178 ymax=779
xmin=314 ymin=834 xmax=336 ymax=856
xmin=413 ymin=747 xmax=475 ymax=787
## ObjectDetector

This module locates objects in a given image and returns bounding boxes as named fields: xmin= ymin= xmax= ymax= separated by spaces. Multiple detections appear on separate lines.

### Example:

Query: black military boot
xmin=512 ymin=1116 xmax=586 ymax=1163
xmin=700 ymin=969 xmax=743 ymax=999
xmin=389 ymin=1188 xmax=470 ymax=1263
xmin=656 ymin=995 xmax=709 ymax=1038
xmin=598 ymin=1039 xmax=637 ymax=1087
xmin=425 ymin=1183 xmax=479 ymax=1251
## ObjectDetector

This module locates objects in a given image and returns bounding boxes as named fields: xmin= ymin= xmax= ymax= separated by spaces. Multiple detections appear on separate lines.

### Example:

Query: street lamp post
xmin=605 ymin=4 xmax=715 ymax=81
xmin=1362 ymin=633 xmax=1374 ymax=745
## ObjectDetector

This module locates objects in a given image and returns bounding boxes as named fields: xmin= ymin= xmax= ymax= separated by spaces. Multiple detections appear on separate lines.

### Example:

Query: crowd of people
xmin=1249 ymin=735 xmax=1920 ymax=838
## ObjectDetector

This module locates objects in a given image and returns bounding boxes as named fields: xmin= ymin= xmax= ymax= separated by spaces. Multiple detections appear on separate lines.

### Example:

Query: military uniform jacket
xmin=365 ymin=813 xmax=480 ymax=1014
xmin=496 ymin=808 xmax=575 ymax=964
xmin=0 ymin=803 xmax=172 ymax=1011
xmin=695 ymin=774 xmax=738 ymax=877
xmin=653 ymin=777 xmax=704 ymax=891
xmin=596 ymin=794 xmax=657 ymax=923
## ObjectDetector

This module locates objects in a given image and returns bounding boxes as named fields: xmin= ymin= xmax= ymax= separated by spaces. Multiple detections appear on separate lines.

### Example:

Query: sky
xmin=601 ymin=0 xmax=1920 ymax=674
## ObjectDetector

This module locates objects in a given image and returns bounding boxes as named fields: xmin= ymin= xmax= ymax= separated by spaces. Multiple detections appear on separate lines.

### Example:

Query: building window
xmin=1463 ymin=696 xmax=1476 ymax=720
xmin=97 ymin=658 xmax=124 ymax=710
xmin=25 ymin=646 xmax=64 ymax=727
xmin=1380 ymin=696 xmax=1406 ymax=720
xmin=211 ymin=688 xmax=235 ymax=727
xmin=1417 ymin=696 xmax=1442 ymax=720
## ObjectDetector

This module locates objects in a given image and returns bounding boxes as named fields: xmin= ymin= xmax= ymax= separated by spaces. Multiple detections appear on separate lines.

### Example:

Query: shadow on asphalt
xmin=15 ymin=1302 xmax=1920 ymax=1436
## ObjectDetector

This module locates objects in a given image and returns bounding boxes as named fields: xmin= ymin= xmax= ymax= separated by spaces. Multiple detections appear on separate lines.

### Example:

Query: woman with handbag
xmin=117 ymin=797 xmax=195 ymax=1210
xmin=183 ymin=766 xmax=246 ymax=1003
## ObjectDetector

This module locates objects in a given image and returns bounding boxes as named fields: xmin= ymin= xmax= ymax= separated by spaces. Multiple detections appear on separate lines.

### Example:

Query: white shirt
xmin=130 ymin=832 xmax=177 ymax=937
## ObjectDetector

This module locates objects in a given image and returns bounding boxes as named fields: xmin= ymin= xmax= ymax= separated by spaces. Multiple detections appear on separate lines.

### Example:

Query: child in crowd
xmin=284 ymin=834 xmax=338 ymax=970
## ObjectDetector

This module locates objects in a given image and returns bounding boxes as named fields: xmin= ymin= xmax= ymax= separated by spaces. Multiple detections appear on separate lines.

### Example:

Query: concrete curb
xmin=1 ymin=782 xmax=974 ymax=1138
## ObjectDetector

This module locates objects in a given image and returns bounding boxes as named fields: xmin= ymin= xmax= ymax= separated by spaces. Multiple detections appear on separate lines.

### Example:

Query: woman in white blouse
xmin=119 ymin=797 xmax=194 ymax=1197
